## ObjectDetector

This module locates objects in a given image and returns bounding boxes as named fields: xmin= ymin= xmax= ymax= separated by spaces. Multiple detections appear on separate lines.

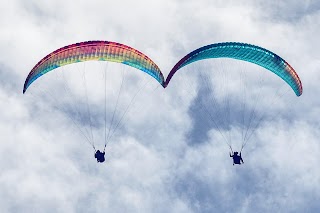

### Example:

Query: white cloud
xmin=0 ymin=0 xmax=319 ymax=212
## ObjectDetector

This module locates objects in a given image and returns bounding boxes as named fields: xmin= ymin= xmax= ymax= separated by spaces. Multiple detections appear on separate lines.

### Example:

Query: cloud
xmin=0 ymin=0 xmax=319 ymax=212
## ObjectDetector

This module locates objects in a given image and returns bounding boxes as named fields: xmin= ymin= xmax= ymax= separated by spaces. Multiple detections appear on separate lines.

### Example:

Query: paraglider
xmin=164 ymin=42 xmax=303 ymax=161
xmin=23 ymin=40 xmax=165 ymax=93
xmin=230 ymin=151 xmax=244 ymax=165
xmin=95 ymin=150 xmax=106 ymax=163
xmin=164 ymin=42 xmax=302 ymax=96
xmin=23 ymin=41 xmax=165 ymax=163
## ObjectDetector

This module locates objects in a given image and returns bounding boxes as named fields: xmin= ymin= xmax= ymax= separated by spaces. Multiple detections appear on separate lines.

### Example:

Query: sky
xmin=0 ymin=0 xmax=320 ymax=212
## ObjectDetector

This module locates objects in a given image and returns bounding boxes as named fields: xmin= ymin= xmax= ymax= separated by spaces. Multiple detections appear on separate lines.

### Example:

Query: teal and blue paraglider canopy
xmin=164 ymin=42 xmax=303 ymax=96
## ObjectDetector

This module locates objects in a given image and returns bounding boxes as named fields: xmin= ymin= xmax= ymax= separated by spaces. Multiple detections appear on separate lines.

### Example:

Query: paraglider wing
xmin=23 ymin=41 xmax=165 ymax=93
xmin=165 ymin=42 xmax=303 ymax=96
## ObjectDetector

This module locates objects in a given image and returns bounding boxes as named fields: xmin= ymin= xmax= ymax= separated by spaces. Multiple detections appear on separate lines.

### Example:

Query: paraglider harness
xmin=230 ymin=151 xmax=244 ymax=165
xmin=95 ymin=150 xmax=105 ymax=163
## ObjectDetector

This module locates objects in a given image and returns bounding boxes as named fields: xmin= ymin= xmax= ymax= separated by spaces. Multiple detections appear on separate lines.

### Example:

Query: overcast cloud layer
xmin=1 ymin=0 xmax=320 ymax=212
